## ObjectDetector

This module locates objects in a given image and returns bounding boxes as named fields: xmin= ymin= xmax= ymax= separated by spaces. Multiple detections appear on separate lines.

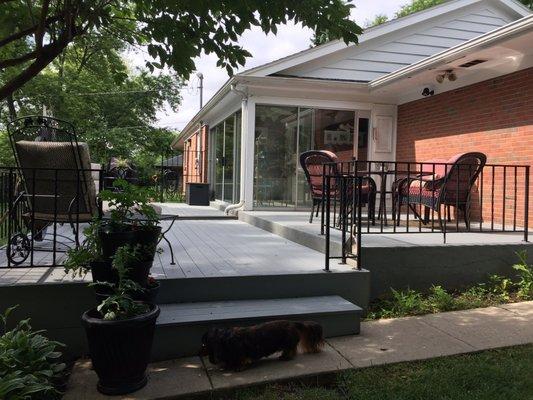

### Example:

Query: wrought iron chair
xmin=6 ymin=116 xmax=100 ymax=265
xmin=395 ymin=152 xmax=486 ymax=229
xmin=299 ymin=150 xmax=376 ymax=224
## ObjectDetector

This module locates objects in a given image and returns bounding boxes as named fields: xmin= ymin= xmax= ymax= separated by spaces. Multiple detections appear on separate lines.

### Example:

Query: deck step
xmin=151 ymin=295 xmax=362 ymax=361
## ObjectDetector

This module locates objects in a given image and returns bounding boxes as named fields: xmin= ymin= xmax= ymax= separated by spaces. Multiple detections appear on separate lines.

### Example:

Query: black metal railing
xmin=321 ymin=160 xmax=531 ymax=271
xmin=0 ymin=166 xmax=105 ymax=268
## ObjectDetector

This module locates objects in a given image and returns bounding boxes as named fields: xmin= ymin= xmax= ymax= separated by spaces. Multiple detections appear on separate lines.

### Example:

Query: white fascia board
xmin=369 ymin=14 xmax=533 ymax=90
xmin=239 ymin=0 xmax=483 ymax=78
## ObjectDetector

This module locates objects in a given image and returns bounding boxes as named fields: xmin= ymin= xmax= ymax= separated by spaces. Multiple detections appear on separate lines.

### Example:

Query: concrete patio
xmin=64 ymin=300 xmax=533 ymax=399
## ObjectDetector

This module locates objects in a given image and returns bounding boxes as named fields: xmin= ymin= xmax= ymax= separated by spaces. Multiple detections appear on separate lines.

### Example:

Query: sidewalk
xmin=65 ymin=301 xmax=533 ymax=399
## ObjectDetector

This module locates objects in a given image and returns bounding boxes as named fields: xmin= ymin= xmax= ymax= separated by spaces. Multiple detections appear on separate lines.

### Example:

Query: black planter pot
xmin=99 ymin=226 xmax=162 ymax=261
xmin=94 ymin=281 xmax=160 ymax=305
xmin=81 ymin=304 xmax=160 ymax=395
xmin=90 ymin=260 xmax=117 ymax=284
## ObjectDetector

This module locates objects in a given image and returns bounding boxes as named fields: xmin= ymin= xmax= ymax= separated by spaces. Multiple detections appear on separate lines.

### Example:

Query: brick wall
xmin=397 ymin=67 xmax=533 ymax=229
xmin=182 ymin=125 xmax=209 ymax=189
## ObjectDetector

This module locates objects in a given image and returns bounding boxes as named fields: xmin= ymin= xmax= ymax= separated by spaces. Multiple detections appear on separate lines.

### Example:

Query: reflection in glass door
xmin=212 ymin=112 xmax=241 ymax=203
xmin=214 ymin=125 xmax=224 ymax=200
xmin=254 ymin=105 xmax=356 ymax=208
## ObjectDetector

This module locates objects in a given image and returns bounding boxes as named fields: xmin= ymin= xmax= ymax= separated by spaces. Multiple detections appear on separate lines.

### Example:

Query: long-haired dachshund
xmin=200 ymin=320 xmax=324 ymax=371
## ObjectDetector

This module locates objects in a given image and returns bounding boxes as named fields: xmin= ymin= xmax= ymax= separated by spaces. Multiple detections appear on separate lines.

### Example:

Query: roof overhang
xmin=172 ymin=75 xmax=370 ymax=148
xmin=370 ymin=14 xmax=533 ymax=91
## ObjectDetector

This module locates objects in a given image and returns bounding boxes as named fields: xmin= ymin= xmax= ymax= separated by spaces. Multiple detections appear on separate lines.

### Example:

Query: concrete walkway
xmin=65 ymin=301 xmax=533 ymax=399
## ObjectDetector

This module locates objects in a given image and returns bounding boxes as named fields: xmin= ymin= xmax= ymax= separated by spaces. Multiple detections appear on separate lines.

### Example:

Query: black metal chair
xmin=299 ymin=150 xmax=376 ymax=225
xmin=6 ymin=116 xmax=101 ymax=265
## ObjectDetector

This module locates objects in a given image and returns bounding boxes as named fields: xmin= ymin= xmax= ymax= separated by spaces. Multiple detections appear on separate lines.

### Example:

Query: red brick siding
xmin=182 ymin=125 xmax=209 ymax=189
xmin=397 ymin=67 xmax=533 ymax=228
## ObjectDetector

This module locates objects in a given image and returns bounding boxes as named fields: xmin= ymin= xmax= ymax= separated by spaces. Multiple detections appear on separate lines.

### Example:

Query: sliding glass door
xmin=212 ymin=111 xmax=241 ymax=203
xmin=254 ymin=105 xmax=356 ymax=208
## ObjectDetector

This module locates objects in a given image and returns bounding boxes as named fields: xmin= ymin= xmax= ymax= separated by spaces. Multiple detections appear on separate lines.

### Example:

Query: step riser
xmin=157 ymin=272 xmax=370 ymax=310
xmin=151 ymin=311 xmax=360 ymax=360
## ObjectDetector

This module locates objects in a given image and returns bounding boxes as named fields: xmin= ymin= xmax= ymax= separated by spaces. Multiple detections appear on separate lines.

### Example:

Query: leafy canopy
xmin=0 ymin=0 xmax=362 ymax=100
xmin=0 ymin=26 xmax=179 ymax=176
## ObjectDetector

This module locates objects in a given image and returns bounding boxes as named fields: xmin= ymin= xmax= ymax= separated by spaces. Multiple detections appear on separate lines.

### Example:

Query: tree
xmin=365 ymin=14 xmax=389 ymax=28
xmin=0 ymin=0 xmax=362 ymax=101
xmin=0 ymin=29 xmax=179 ymax=176
xmin=395 ymin=0 xmax=445 ymax=18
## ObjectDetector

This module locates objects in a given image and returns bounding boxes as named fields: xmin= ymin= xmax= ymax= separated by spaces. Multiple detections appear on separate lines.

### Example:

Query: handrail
xmin=321 ymin=159 xmax=531 ymax=270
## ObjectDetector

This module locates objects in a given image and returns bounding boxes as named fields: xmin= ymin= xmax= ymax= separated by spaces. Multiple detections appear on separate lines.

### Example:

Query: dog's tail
xmin=294 ymin=321 xmax=324 ymax=353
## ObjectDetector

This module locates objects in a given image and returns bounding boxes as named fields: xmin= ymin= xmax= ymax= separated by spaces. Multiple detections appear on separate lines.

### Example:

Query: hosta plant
xmin=0 ymin=306 xmax=65 ymax=400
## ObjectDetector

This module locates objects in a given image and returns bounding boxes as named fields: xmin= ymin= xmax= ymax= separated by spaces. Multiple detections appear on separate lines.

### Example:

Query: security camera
xmin=422 ymin=87 xmax=435 ymax=97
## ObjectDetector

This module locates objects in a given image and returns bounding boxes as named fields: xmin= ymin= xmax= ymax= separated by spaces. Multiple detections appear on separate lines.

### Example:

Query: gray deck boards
xmin=157 ymin=296 xmax=361 ymax=326
xmin=0 ymin=208 xmax=339 ymax=286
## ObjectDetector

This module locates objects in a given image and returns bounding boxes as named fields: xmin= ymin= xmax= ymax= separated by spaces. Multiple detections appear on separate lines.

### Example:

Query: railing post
xmin=524 ymin=165 xmax=529 ymax=242
xmin=340 ymin=176 xmax=346 ymax=264
xmin=324 ymin=174 xmax=331 ymax=272
xmin=320 ymin=163 xmax=326 ymax=235
xmin=356 ymin=176 xmax=363 ymax=270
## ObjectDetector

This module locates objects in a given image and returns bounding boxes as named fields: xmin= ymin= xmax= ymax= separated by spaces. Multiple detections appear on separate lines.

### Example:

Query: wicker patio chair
xmin=6 ymin=116 xmax=100 ymax=265
xmin=299 ymin=150 xmax=376 ymax=224
xmin=394 ymin=152 xmax=486 ymax=229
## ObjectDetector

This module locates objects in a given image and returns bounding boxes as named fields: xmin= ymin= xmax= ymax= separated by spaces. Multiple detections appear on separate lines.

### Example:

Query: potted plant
xmin=64 ymin=179 xmax=162 ymax=287
xmin=92 ymin=246 xmax=161 ymax=304
xmin=82 ymin=247 xmax=160 ymax=395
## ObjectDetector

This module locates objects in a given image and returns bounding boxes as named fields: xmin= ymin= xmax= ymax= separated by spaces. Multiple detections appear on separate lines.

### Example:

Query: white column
xmin=240 ymin=98 xmax=255 ymax=211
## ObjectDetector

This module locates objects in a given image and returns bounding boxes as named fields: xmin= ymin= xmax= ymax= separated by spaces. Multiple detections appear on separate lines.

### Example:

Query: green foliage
xmin=0 ymin=306 xmax=65 ymax=400
xmin=365 ymin=14 xmax=389 ymax=28
xmin=368 ymin=252 xmax=533 ymax=320
xmin=99 ymin=179 xmax=159 ymax=227
xmin=387 ymin=288 xmax=427 ymax=317
xmin=91 ymin=245 xmax=149 ymax=321
xmin=395 ymin=0 xmax=446 ymax=18
xmin=63 ymin=218 xmax=103 ymax=277
xmin=427 ymin=285 xmax=456 ymax=312
xmin=512 ymin=250 xmax=533 ymax=299
xmin=1 ymin=1 xmax=362 ymax=100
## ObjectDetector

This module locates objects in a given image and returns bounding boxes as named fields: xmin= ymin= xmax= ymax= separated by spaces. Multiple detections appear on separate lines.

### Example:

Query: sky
xmin=134 ymin=0 xmax=411 ymax=131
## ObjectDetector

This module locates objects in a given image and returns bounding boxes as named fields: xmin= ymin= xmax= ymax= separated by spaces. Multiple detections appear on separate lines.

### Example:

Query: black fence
xmin=0 ymin=161 xmax=186 ymax=268
xmin=321 ymin=160 xmax=530 ymax=271
xmin=0 ymin=166 xmax=105 ymax=268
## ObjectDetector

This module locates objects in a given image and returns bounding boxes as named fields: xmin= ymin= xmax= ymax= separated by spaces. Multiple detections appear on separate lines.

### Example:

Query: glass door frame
xmin=210 ymin=112 xmax=241 ymax=204
xmin=254 ymin=104 xmax=364 ymax=210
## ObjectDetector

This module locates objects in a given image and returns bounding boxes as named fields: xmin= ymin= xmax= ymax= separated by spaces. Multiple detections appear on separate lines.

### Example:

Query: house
xmin=173 ymin=0 xmax=532 ymax=225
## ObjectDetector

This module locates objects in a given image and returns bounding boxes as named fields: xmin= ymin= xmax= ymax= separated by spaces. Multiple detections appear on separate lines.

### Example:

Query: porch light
xmin=435 ymin=70 xmax=457 ymax=83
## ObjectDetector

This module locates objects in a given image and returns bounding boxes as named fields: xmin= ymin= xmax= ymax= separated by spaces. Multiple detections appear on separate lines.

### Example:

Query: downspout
xmin=224 ymin=83 xmax=248 ymax=215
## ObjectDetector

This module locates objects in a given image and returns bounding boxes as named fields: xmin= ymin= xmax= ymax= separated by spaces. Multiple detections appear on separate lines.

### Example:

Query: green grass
xmin=234 ymin=345 xmax=533 ymax=400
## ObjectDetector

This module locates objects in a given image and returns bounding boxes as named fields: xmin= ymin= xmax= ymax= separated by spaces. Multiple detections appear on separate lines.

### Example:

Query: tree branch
xmin=0 ymin=50 xmax=38 ymax=69
xmin=35 ymin=0 xmax=51 ymax=51
xmin=0 ymin=15 xmax=60 ymax=49
xmin=0 ymin=37 xmax=71 ymax=100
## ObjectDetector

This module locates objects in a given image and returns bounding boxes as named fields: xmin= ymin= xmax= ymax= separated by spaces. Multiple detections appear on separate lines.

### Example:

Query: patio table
xmin=375 ymin=169 xmax=434 ymax=226
xmin=102 ymin=212 xmax=178 ymax=265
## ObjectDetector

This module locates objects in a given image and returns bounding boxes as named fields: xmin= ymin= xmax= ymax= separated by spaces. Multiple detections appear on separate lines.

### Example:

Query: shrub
xmin=427 ymin=285 xmax=456 ymax=312
xmin=0 ymin=306 xmax=65 ymax=400
xmin=512 ymin=250 xmax=533 ymax=300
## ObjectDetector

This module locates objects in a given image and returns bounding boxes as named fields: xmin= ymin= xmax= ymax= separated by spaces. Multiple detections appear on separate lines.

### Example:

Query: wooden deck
xmin=0 ymin=207 xmax=339 ymax=286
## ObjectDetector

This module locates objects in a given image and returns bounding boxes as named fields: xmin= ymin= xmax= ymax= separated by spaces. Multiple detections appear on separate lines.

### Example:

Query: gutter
xmin=224 ymin=83 xmax=248 ymax=216
xmin=370 ymin=14 xmax=533 ymax=90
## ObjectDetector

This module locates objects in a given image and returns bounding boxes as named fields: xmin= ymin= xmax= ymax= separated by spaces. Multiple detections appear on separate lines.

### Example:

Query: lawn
xmin=235 ymin=345 xmax=533 ymax=400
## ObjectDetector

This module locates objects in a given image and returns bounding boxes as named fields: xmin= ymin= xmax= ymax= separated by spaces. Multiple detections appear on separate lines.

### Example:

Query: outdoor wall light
xmin=435 ymin=70 xmax=457 ymax=83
